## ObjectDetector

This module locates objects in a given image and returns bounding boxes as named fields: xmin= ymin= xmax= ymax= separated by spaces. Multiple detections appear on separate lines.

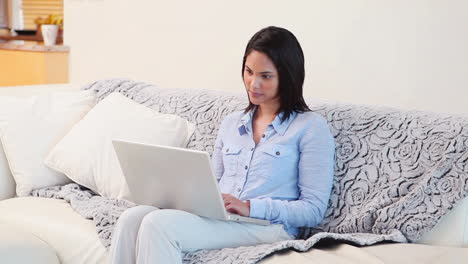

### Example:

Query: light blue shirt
xmin=212 ymin=108 xmax=336 ymax=238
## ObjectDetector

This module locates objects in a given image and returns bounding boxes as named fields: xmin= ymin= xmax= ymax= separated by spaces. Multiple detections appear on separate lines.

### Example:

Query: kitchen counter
xmin=0 ymin=42 xmax=69 ymax=86
xmin=0 ymin=42 xmax=69 ymax=52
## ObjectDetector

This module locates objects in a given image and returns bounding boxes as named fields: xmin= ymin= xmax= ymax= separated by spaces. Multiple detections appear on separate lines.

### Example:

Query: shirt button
xmin=237 ymin=188 xmax=241 ymax=192
xmin=276 ymin=151 xmax=280 ymax=156
xmin=262 ymin=134 xmax=265 ymax=138
xmin=250 ymin=147 xmax=254 ymax=151
xmin=244 ymin=165 xmax=248 ymax=170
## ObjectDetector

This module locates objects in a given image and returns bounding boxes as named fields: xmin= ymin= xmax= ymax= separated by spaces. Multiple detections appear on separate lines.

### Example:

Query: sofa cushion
xmin=0 ymin=223 xmax=60 ymax=264
xmin=0 ymin=90 xmax=96 ymax=196
xmin=417 ymin=195 xmax=468 ymax=247
xmin=0 ymin=197 xmax=107 ymax=264
xmin=259 ymin=242 xmax=468 ymax=264
xmin=45 ymin=92 xmax=195 ymax=199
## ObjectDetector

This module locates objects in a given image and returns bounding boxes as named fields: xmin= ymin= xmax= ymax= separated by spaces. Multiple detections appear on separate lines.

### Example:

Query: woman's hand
xmin=222 ymin=194 xmax=250 ymax=217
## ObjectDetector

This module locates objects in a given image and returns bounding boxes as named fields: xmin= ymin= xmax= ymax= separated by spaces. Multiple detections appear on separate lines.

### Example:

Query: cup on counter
xmin=41 ymin=24 xmax=59 ymax=46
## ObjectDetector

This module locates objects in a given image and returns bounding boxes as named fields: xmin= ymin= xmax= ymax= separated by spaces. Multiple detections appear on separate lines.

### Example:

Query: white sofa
xmin=0 ymin=84 xmax=467 ymax=264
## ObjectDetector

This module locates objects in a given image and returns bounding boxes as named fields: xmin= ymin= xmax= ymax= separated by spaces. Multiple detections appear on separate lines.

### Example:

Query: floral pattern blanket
xmin=32 ymin=79 xmax=468 ymax=263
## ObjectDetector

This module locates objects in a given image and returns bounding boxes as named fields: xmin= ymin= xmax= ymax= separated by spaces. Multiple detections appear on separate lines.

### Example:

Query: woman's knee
xmin=136 ymin=210 xmax=183 ymax=251
xmin=140 ymin=210 xmax=180 ymax=228
xmin=139 ymin=209 xmax=191 ymax=238
xmin=109 ymin=206 xmax=158 ymax=260
xmin=116 ymin=205 xmax=158 ymax=229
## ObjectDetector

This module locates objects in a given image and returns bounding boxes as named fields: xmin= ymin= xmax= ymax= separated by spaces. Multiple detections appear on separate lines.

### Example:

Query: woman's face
xmin=243 ymin=50 xmax=280 ymax=110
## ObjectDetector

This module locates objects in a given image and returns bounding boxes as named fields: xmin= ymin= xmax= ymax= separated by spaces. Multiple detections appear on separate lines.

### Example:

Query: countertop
xmin=0 ymin=42 xmax=69 ymax=52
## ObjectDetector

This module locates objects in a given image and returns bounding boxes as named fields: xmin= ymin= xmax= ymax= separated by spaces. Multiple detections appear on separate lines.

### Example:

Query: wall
xmin=64 ymin=0 xmax=468 ymax=116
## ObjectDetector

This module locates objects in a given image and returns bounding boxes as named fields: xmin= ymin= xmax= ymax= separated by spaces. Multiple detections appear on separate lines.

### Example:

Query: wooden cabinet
xmin=0 ymin=43 xmax=68 ymax=86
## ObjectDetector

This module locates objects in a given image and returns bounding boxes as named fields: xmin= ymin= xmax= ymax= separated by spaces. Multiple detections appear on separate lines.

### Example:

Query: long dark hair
xmin=242 ymin=26 xmax=310 ymax=122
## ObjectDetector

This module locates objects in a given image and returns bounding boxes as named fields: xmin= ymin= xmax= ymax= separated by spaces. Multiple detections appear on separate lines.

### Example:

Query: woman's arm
xmin=249 ymin=117 xmax=335 ymax=228
xmin=211 ymin=117 xmax=227 ymax=182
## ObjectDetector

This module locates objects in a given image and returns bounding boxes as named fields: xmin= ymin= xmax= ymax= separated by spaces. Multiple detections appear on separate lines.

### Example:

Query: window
xmin=22 ymin=0 xmax=63 ymax=29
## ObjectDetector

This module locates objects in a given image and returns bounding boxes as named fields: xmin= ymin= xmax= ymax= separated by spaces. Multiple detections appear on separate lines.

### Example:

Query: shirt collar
xmin=238 ymin=107 xmax=297 ymax=136
xmin=271 ymin=111 xmax=296 ymax=136
xmin=238 ymin=109 xmax=254 ymax=135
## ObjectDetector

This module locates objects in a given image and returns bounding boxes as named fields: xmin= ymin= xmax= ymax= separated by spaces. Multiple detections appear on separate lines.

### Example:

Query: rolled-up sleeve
xmin=249 ymin=116 xmax=335 ymax=228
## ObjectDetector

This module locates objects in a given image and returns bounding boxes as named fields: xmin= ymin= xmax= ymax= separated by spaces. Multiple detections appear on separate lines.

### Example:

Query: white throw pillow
xmin=45 ymin=92 xmax=195 ymax=199
xmin=0 ymin=91 xmax=96 ymax=196
xmin=0 ymin=142 xmax=16 ymax=200
xmin=0 ymin=96 xmax=36 ymax=199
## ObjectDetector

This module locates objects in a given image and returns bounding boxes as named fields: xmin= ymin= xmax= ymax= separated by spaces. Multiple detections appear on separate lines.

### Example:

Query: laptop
xmin=112 ymin=139 xmax=270 ymax=226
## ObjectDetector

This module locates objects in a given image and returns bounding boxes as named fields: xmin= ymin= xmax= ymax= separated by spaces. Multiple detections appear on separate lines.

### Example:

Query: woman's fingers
xmin=222 ymin=194 xmax=234 ymax=200
xmin=222 ymin=194 xmax=249 ymax=216
xmin=222 ymin=194 xmax=232 ymax=205
xmin=225 ymin=204 xmax=238 ymax=214
xmin=222 ymin=194 xmax=239 ymax=206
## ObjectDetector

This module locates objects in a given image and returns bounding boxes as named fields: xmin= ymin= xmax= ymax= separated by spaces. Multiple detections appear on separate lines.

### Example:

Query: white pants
xmin=109 ymin=205 xmax=292 ymax=264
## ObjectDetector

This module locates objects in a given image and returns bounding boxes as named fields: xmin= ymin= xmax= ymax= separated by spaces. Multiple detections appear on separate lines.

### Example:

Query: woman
xmin=109 ymin=26 xmax=335 ymax=264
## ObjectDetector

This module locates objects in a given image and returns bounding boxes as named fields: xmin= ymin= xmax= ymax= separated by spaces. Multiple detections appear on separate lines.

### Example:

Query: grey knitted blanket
xmin=32 ymin=79 xmax=468 ymax=263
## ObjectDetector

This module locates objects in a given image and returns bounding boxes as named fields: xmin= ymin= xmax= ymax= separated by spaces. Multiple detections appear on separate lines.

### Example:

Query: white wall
xmin=65 ymin=0 xmax=468 ymax=116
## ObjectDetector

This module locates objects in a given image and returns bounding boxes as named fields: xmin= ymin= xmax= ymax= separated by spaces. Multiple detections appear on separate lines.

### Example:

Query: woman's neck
xmin=255 ymin=104 xmax=279 ymax=123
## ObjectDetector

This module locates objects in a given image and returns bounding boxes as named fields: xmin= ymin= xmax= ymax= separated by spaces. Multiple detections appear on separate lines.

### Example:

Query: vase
xmin=41 ymin=24 xmax=59 ymax=46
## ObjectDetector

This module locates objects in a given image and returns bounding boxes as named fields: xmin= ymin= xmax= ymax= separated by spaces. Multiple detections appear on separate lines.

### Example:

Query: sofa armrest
xmin=0 ymin=83 xmax=79 ymax=96
xmin=416 ymin=196 xmax=468 ymax=247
